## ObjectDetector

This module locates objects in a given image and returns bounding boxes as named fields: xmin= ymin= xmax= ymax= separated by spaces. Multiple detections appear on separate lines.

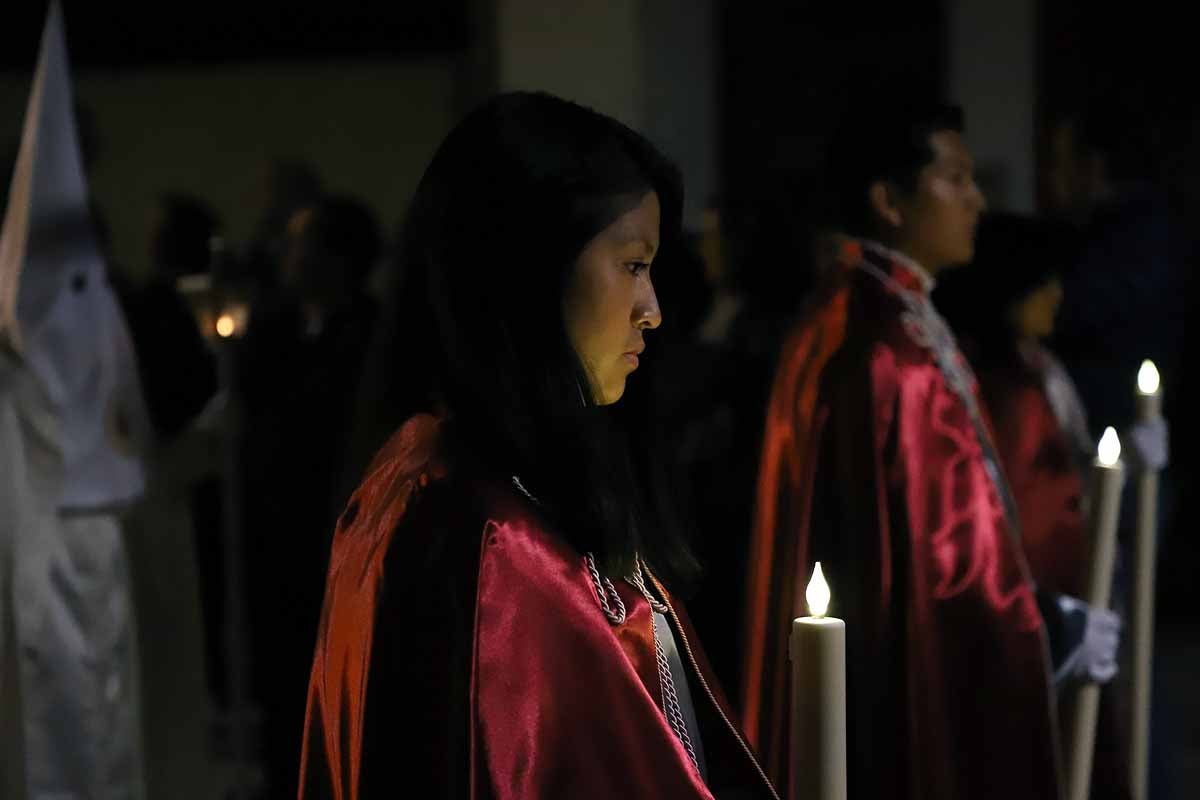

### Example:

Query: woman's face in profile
xmin=563 ymin=191 xmax=663 ymax=405
xmin=1011 ymin=276 xmax=1064 ymax=340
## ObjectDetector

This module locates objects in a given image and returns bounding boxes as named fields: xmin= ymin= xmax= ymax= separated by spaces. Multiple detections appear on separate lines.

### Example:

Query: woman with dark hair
xmin=936 ymin=213 xmax=1166 ymax=603
xmin=298 ymin=92 xmax=778 ymax=799
xmin=936 ymin=214 xmax=1094 ymax=595
xmin=936 ymin=213 xmax=1168 ymax=800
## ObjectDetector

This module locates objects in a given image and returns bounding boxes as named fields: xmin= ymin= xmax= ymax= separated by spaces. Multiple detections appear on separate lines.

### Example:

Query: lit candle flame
xmin=215 ymin=314 xmax=236 ymax=338
xmin=806 ymin=562 xmax=831 ymax=618
xmin=1137 ymin=360 xmax=1160 ymax=395
xmin=1098 ymin=427 xmax=1121 ymax=467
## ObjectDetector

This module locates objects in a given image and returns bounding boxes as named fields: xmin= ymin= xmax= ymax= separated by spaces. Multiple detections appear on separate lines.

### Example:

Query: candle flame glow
xmin=1137 ymin=360 xmax=1160 ymax=395
xmin=806 ymin=562 xmax=831 ymax=618
xmin=215 ymin=314 xmax=236 ymax=338
xmin=1098 ymin=427 xmax=1121 ymax=467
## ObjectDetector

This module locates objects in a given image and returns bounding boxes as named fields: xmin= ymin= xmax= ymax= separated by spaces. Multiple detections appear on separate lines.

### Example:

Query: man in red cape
xmin=741 ymin=105 xmax=1064 ymax=800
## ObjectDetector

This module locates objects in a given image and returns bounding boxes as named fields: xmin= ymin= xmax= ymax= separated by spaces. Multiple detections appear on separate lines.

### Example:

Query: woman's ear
xmin=868 ymin=180 xmax=904 ymax=229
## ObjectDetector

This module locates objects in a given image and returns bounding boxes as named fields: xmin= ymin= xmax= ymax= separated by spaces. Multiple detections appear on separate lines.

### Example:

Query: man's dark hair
xmin=822 ymin=102 xmax=965 ymax=237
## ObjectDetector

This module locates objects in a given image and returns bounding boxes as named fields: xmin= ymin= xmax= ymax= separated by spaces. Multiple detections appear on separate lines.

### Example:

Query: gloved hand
xmin=1124 ymin=416 xmax=1169 ymax=473
xmin=1053 ymin=594 xmax=1121 ymax=685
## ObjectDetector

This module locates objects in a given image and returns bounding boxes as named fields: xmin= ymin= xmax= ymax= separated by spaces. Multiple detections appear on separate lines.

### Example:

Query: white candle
xmin=791 ymin=562 xmax=847 ymax=800
xmin=1131 ymin=360 xmax=1162 ymax=800
xmin=1067 ymin=427 xmax=1125 ymax=800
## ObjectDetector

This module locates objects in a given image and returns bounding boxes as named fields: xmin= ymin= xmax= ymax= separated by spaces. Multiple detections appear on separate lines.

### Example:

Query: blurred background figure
xmin=1043 ymin=107 xmax=1186 ymax=448
xmin=937 ymin=211 xmax=1171 ymax=800
xmin=120 ymin=193 xmax=220 ymax=438
xmin=114 ymin=191 xmax=224 ymax=800
xmin=237 ymin=192 xmax=382 ymax=797
xmin=937 ymin=214 xmax=1096 ymax=597
xmin=1042 ymin=99 xmax=1189 ymax=800
xmin=243 ymin=160 xmax=324 ymax=301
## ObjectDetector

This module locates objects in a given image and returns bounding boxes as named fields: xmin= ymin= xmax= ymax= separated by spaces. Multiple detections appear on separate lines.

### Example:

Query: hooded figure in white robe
xmin=0 ymin=4 xmax=149 ymax=797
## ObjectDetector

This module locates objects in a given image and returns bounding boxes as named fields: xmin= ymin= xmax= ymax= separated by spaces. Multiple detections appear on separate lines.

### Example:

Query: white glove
xmin=1053 ymin=595 xmax=1121 ymax=685
xmin=1125 ymin=416 xmax=1169 ymax=472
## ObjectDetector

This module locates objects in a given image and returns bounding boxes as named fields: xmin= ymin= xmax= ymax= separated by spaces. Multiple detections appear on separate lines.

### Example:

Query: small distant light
xmin=215 ymin=314 xmax=236 ymax=338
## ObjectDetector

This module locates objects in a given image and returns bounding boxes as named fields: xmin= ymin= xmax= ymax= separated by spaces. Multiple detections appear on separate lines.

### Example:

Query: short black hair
xmin=822 ymin=102 xmax=965 ymax=237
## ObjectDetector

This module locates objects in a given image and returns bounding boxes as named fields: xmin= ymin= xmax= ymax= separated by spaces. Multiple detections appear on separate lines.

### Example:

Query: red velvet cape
xmin=298 ymin=414 xmax=778 ymax=799
xmin=740 ymin=245 xmax=1062 ymax=800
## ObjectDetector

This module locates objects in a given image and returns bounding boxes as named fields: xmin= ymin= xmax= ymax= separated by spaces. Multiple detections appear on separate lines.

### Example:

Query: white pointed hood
xmin=0 ymin=2 xmax=146 ymax=508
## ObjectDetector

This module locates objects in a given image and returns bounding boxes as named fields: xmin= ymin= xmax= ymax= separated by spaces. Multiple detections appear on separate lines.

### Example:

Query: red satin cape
xmin=741 ymin=248 xmax=1062 ymax=800
xmin=298 ymin=414 xmax=778 ymax=799
xmin=978 ymin=360 xmax=1088 ymax=597
xmin=977 ymin=354 xmax=1131 ymax=800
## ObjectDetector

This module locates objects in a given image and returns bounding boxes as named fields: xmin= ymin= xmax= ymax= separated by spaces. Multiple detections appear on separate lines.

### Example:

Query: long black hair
xmin=370 ymin=91 xmax=693 ymax=583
